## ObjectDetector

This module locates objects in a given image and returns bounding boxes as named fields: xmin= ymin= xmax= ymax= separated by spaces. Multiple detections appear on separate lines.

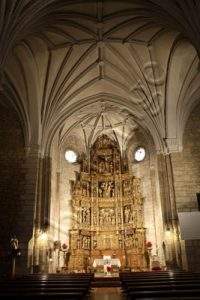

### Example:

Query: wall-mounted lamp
xmin=165 ymin=227 xmax=172 ymax=239
xmin=38 ymin=231 xmax=48 ymax=244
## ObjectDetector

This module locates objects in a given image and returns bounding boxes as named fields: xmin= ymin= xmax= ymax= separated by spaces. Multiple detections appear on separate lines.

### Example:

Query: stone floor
xmin=90 ymin=287 xmax=125 ymax=300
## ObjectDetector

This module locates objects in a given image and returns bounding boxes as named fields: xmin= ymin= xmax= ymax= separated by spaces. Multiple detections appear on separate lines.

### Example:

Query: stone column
xmin=39 ymin=155 xmax=52 ymax=228
xmin=16 ymin=145 xmax=40 ymax=275
xmin=157 ymin=153 xmax=182 ymax=269
xmin=32 ymin=154 xmax=52 ymax=274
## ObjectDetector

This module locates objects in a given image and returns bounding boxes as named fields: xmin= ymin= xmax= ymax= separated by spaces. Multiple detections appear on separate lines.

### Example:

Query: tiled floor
xmin=90 ymin=287 xmax=124 ymax=300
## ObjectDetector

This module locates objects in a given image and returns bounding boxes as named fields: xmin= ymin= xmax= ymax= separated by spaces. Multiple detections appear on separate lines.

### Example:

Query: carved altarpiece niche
xmin=68 ymin=135 xmax=146 ymax=271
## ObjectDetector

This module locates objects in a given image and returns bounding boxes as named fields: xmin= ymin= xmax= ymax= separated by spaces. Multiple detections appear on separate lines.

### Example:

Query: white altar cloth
xmin=93 ymin=258 xmax=121 ymax=267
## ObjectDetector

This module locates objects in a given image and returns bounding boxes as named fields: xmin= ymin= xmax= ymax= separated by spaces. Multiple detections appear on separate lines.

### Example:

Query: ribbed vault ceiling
xmin=1 ymin=0 xmax=200 ymax=154
xmin=59 ymin=101 xmax=137 ymax=155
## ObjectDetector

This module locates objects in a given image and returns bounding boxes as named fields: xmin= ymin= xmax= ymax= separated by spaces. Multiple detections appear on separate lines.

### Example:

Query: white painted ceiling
xmin=1 ymin=0 xmax=200 ymax=154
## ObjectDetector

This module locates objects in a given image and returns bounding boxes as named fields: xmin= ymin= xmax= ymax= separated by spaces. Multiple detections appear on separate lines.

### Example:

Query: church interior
xmin=1 ymin=0 xmax=200 ymax=299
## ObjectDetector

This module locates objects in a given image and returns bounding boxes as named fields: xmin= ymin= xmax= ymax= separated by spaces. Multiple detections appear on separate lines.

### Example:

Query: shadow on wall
xmin=0 ymin=100 xmax=25 ymax=276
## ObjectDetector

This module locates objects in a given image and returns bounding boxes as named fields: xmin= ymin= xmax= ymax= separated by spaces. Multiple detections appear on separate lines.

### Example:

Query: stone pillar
xmin=31 ymin=154 xmax=52 ymax=273
xmin=16 ymin=145 xmax=40 ymax=275
xmin=157 ymin=153 xmax=182 ymax=269
xmin=38 ymin=156 xmax=52 ymax=228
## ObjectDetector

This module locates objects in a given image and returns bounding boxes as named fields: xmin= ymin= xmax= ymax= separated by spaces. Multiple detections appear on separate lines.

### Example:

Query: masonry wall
xmin=127 ymin=129 xmax=165 ymax=266
xmin=0 ymin=100 xmax=25 ymax=274
xmin=171 ymin=102 xmax=200 ymax=271
xmin=171 ymin=105 xmax=200 ymax=211
xmin=50 ymin=134 xmax=83 ymax=246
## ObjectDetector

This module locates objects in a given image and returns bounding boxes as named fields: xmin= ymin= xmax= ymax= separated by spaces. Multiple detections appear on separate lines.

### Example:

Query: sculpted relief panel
xmin=99 ymin=208 xmax=116 ymax=226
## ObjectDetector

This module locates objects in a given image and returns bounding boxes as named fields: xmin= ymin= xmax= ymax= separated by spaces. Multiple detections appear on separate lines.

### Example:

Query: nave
xmin=91 ymin=288 xmax=123 ymax=300
xmin=1 ymin=270 xmax=200 ymax=300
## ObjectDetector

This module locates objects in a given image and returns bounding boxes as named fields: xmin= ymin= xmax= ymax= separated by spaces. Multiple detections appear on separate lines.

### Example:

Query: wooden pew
xmin=127 ymin=289 xmax=200 ymax=299
xmin=0 ymin=273 xmax=93 ymax=299
xmin=120 ymin=271 xmax=200 ymax=300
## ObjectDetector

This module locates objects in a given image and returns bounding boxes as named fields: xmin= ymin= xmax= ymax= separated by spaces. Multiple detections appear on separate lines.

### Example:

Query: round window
xmin=65 ymin=150 xmax=77 ymax=163
xmin=134 ymin=147 xmax=146 ymax=162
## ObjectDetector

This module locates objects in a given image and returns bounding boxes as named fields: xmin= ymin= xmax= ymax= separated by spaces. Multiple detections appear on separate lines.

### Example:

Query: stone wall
xmin=49 ymin=135 xmax=81 ymax=272
xmin=171 ymin=104 xmax=200 ymax=211
xmin=127 ymin=129 xmax=165 ymax=266
xmin=0 ymin=100 xmax=25 ymax=274
xmin=171 ymin=102 xmax=200 ymax=271
xmin=50 ymin=134 xmax=81 ymax=242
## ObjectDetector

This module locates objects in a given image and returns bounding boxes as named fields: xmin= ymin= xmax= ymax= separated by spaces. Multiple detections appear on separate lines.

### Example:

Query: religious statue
xmin=118 ymin=212 xmax=122 ymax=224
xmin=92 ymin=183 xmax=98 ymax=197
xmin=99 ymin=182 xmax=107 ymax=197
xmin=110 ymin=181 xmax=115 ymax=197
xmin=77 ymin=238 xmax=81 ymax=249
xmin=82 ymin=208 xmax=87 ymax=223
xmin=123 ymin=180 xmax=131 ymax=196
xmin=10 ymin=237 xmax=19 ymax=250
xmin=93 ymin=239 xmax=97 ymax=249
xmin=111 ymin=213 xmax=116 ymax=225
xmin=105 ymin=182 xmax=111 ymax=197
xmin=82 ymin=184 xmax=87 ymax=196
xmin=116 ymin=182 xmax=121 ymax=197
xmin=93 ymin=211 xmax=98 ymax=225
xmin=10 ymin=237 xmax=21 ymax=257
xmin=82 ymin=208 xmax=90 ymax=224
xmin=86 ymin=182 xmax=90 ymax=196
xmin=10 ymin=236 xmax=21 ymax=277
xmin=132 ymin=210 xmax=137 ymax=223
xmin=98 ymin=188 xmax=102 ymax=198
xmin=99 ymin=161 xmax=105 ymax=173
xmin=119 ymin=239 xmax=123 ymax=249
xmin=82 ymin=236 xmax=90 ymax=249
xmin=125 ymin=235 xmax=133 ymax=248
xmin=99 ymin=213 xmax=104 ymax=226
xmin=99 ymin=208 xmax=115 ymax=226
xmin=86 ymin=209 xmax=90 ymax=224
xmin=124 ymin=206 xmax=131 ymax=223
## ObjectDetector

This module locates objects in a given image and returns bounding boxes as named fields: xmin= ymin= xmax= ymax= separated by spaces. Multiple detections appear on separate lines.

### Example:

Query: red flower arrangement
xmin=61 ymin=243 xmax=68 ymax=252
xmin=107 ymin=266 xmax=112 ymax=272
xmin=146 ymin=241 xmax=152 ymax=248
xmin=62 ymin=243 xmax=68 ymax=250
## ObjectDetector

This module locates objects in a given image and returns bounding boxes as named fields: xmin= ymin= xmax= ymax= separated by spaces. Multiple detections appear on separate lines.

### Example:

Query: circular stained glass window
xmin=134 ymin=147 xmax=146 ymax=162
xmin=65 ymin=150 xmax=77 ymax=163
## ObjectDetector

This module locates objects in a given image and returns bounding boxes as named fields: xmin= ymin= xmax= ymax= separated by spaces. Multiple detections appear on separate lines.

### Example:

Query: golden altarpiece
xmin=68 ymin=135 xmax=146 ymax=271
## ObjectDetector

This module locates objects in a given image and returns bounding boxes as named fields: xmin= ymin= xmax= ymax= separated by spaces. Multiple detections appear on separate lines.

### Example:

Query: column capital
xmin=25 ymin=144 xmax=41 ymax=157
xmin=156 ymin=138 xmax=183 ymax=155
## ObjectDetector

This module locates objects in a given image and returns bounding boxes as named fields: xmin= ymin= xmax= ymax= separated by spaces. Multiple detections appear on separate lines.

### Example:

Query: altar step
xmin=92 ymin=277 xmax=121 ymax=287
